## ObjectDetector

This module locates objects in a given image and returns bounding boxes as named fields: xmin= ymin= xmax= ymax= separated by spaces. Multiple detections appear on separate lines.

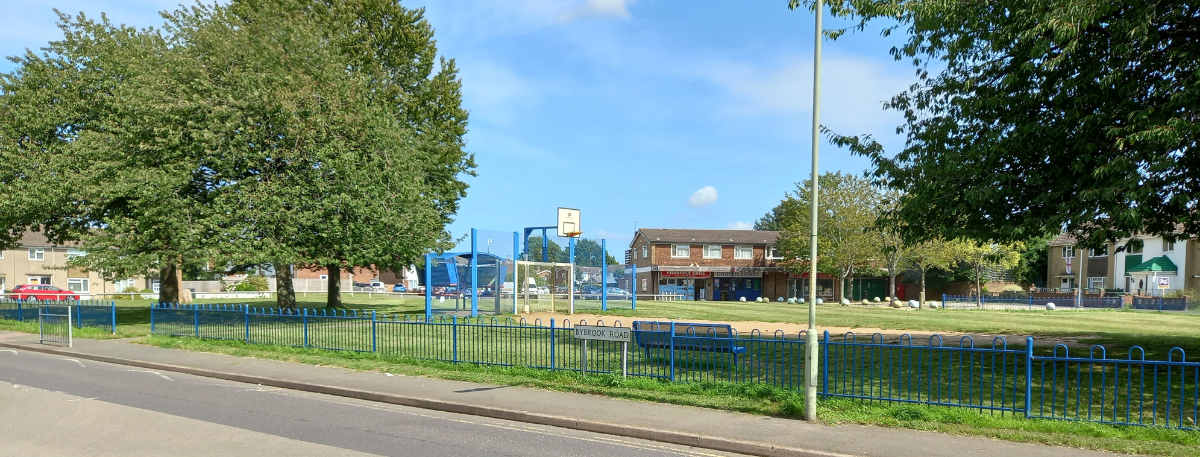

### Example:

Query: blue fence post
xmin=110 ymin=303 xmax=117 ymax=334
xmin=549 ymin=318 xmax=557 ymax=370
xmin=1159 ymin=297 xmax=1164 ymax=311
xmin=513 ymin=231 xmax=520 ymax=315
xmin=452 ymin=316 xmax=459 ymax=362
xmin=244 ymin=306 xmax=250 ymax=343
xmin=942 ymin=294 xmax=946 ymax=308
xmin=821 ymin=330 xmax=830 ymax=397
xmin=601 ymin=239 xmax=608 ymax=311
xmin=150 ymin=304 xmax=156 ymax=334
xmin=76 ymin=303 xmax=82 ymax=329
xmin=371 ymin=310 xmax=377 ymax=353
xmin=470 ymin=229 xmax=479 ymax=317
xmin=1029 ymin=294 xmax=1033 ymax=311
xmin=631 ymin=264 xmax=637 ymax=310
xmin=303 ymin=308 xmax=309 ymax=348
xmin=669 ymin=322 xmax=676 ymax=382
xmin=193 ymin=305 xmax=199 ymax=338
xmin=16 ymin=300 xmax=22 ymax=322
xmin=424 ymin=253 xmax=433 ymax=322
xmin=1024 ymin=336 xmax=1034 ymax=418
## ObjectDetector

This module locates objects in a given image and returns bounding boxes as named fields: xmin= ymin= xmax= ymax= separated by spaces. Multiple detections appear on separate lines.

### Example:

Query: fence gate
xmin=38 ymin=304 xmax=72 ymax=347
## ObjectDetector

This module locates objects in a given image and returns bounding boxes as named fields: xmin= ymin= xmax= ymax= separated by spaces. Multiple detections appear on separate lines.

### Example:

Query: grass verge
xmin=140 ymin=335 xmax=1200 ymax=457
xmin=0 ymin=320 xmax=134 ymax=339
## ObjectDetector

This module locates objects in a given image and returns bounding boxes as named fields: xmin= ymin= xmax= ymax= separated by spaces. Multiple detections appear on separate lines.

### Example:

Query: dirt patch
xmin=515 ymin=311 xmax=1095 ymax=348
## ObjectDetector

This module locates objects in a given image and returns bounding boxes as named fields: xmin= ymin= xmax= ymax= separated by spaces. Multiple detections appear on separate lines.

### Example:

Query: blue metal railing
xmin=942 ymin=295 xmax=1124 ymax=310
xmin=0 ymin=299 xmax=117 ymax=333
xmin=150 ymin=304 xmax=1200 ymax=430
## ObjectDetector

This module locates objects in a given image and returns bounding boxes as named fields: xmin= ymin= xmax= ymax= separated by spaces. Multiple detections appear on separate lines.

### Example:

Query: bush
xmin=1164 ymin=288 xmax=1196 ymax=299
xmin=121 ymin=286 xmax=140 ymax=293
xmin=234 ymin=274 xmax=270 ymax=291
xmin=139 ymin=288 xmax=153 ymax=293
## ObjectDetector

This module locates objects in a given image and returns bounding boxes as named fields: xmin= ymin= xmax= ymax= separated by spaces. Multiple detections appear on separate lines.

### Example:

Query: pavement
xmin=0 ymin=331 xmax=1118 ymax=457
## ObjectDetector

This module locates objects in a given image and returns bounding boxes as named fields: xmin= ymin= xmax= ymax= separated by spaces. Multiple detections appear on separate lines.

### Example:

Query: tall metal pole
xmin=804 ymin=0 xmax=823 ymax=423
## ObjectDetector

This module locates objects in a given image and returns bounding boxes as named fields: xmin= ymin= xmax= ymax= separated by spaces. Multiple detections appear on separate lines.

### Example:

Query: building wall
xmin=0 ymin=246 xmax=111 ymax=295
xmin=648 ymin=243 xmax=775 ymax=268
xmin=1186 ymin=239 xmax=1200 ymax=292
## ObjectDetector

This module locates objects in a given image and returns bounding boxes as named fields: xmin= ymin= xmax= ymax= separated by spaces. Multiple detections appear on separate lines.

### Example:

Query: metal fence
xmin=151 ymin=303 xmax=1200 ymax=430
xmin=942 ymin=295 xmax=1124 ymax=310
xmin=0 ymin=299 xmax=117 ymax=333
xmin=1131 ymin=297 xmax=1192 ymax=312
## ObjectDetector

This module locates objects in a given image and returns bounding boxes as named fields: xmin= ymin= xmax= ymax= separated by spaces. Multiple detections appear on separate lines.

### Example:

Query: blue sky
xmin=0 ymin=0 xmax=916 ymax=257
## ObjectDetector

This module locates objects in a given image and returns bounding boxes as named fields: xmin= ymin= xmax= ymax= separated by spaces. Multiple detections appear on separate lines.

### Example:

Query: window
xmin=28 ymin=248 xmax=44 ymax=261
xmin=1163 ymin=239 xmax=1175 ymax=252
xmin=671 ymin=244 xmax=690 ymax=258
xmin=1126 ymin=243 xmax=1143 ymax=254
xmin=703 ymin=245 xmax=722 ymax=259
xmin=114 ymin=278 xmax=136 ymax=291
xmin=67 ymin=278 xmax=90 ymax=293
xmin=632 ymin=249 xmax=637 ymax=260
xmin=642 ymin=246 xmax=648 ymax=258
xmin=641 ymin=278 xmax=648 ymax=292
xmin=319 ymin=275 xmax=329 ymax=280
xmin=734 ymin=246 xmax=753 ymax=260
xmin=1061 ymin=246 xmax=1074 ymax=258
xmin=767 ymin=247 xmax=781 ymax=259
xmin=0 ymin=250 xmax=4 ymax=259
xmin=1090 ymin=246 xmax=1107 ymax=257
xmin=151 ymin=280 xmax=161 ymax=293
xmin=1088 ymin=277 xmax=1106 ymax=289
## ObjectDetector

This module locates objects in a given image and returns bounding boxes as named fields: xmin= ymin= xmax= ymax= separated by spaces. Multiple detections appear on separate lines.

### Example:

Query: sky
xmin=0 ymin=0 xmax=918 ymax=257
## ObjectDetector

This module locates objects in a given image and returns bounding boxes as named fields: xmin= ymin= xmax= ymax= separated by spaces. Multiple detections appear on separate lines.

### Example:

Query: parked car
xmin=369 ymin=280 xmax=385 ymax=292
xmin=606 ymin=287 xmax=632 ymax=300
xmin=10 ymin=284 xmax=79 ymax=301
xmin=392 ymin=284 xmax=408 ymax=293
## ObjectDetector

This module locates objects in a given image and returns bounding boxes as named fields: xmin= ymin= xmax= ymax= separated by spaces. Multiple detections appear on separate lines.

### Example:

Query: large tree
xmin=798 ymin=0 xmax=1200 ymax=249
xmin=775 ymin=172 xmax=881 ymax=301
xmin=1 ymin=12 xmax=218 ymax=303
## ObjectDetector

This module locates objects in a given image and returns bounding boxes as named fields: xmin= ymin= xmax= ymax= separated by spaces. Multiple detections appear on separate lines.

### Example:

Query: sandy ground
xmin=513 ymin=311 xmax=1097 ymax=348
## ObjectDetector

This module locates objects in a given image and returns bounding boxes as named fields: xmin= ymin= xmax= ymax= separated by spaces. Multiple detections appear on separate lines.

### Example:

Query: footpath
xmin=0 ymin=331 xmax=1115 ymax=457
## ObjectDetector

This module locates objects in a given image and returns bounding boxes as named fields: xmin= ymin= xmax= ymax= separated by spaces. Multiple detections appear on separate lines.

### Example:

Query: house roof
xmin=1127 ymin=256 xmax=1178 ymax=273
xmin=1047 ymin=233 xmax=1077 ymax=247
xmin=636 ymin=228 xmax=779 ymax=246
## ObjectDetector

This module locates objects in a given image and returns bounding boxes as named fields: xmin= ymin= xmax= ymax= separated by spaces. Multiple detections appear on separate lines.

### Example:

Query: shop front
xmin=714 ymin=267 xmax=764 ymax=301
xmin=788 ymin=273 xmax=835 ymax=301
xmin=659 ymin=271 xmax=709 ymax=300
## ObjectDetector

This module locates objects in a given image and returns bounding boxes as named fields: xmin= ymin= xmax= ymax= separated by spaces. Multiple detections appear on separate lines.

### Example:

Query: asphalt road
xmin=0 ymin=348 xmax=744 ymax=457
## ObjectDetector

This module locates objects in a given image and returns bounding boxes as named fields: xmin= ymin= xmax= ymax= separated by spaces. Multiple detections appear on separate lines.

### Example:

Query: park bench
xmin=631 ymin=321 xmax=748 ymax=363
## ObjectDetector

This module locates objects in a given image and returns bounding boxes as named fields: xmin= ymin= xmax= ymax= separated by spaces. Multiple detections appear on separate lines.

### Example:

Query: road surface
xmin=0 ymin=347 xmax=744 ymax=457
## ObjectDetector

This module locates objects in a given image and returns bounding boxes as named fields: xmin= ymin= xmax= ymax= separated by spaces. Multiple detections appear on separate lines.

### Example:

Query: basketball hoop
xmin=564 ymin=231 xmax=583 ymax=238
xmin=557 ymin=207 xmax=581 ymax=238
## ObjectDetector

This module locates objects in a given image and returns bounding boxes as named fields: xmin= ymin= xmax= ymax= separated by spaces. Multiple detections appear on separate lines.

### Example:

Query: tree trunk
xmin=327 ymin=264 xmax=342 ymax=308
xmin=975 ymin=264 xmax=984 ymax=307
xmin=276 ymin=263 xmax=296 ymax=309
xmin=159 ymin=260 xmax=180 ymax=304
xmin=887 ymin=260 xmax=897 ymax=303
xmin=919 ymin=267 xmax=927 ymax=307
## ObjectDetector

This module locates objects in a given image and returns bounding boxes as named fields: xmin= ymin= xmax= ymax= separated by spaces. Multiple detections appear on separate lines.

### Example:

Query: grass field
xmin=54 ymin=296 xmax=1200 ymax=356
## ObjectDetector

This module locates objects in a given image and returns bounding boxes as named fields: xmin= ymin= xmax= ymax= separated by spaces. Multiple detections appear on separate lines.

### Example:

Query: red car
xmin=9 ymin=284 xmax=79 ymax=301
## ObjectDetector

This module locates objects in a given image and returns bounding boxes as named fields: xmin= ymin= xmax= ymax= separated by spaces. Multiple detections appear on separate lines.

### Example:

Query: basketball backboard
xmin=557 ymin=207 xmax=581 ymax=237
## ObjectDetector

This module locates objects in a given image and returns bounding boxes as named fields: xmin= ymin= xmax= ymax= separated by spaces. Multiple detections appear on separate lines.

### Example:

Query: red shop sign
xmin=660 ymin=271 xmax=711 ymax=278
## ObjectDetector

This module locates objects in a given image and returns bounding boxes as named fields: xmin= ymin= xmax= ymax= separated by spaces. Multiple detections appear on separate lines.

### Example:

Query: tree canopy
xmin=0 ymin=0 xmax=472 ymax=306
xmin=799 ymin=0 xmax=1200 ymax=249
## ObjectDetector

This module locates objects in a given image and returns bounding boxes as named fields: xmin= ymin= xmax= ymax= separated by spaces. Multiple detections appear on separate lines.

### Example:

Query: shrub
xmin=234 ymin=274 xmax=270 ymax=291
xmin=121 ymin=286 xmax=140 ymax=293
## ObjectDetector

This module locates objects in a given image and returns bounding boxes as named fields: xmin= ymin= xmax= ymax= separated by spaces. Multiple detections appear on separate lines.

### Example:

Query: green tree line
xmin=0 ymin=0 xmax=473 ymax=308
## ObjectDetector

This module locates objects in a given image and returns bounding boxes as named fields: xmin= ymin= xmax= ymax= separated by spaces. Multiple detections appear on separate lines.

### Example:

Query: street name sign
xmin=574 ymin=325 xmax=631 ymax=342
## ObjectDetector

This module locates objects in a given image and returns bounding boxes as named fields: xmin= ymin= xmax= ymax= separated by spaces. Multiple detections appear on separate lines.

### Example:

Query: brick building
xmin=626 ymin=228 xmax=849 ymax=301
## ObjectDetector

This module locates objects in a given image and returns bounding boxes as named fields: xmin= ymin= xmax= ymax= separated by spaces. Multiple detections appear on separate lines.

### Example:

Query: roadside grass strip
xmin=139 ymin=335 xmax=1200 ymax=457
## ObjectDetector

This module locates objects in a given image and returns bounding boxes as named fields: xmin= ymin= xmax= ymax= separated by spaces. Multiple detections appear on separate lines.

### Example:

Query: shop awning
xmin=1126 ymin=256 xmax=1177 ymax=273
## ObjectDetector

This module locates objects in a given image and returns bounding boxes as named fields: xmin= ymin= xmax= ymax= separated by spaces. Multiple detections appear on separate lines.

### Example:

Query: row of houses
xmin=0 ymin=232 xmax=422 ymax=297
xmin=7 ymin=226 xmax=1197 ymax=301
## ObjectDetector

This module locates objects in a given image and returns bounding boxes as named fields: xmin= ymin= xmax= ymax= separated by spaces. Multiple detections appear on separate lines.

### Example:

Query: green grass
xmin=139 ymin=335 xmax=1200 ymax=457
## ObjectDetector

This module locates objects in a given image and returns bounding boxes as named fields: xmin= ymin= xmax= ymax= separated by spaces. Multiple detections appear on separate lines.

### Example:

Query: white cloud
xmin=557 ymin=0 xmax=635 ymax=22
xmin=688 ymin=186 xmax=718 ymax=207
xmin=727 ymin=221 xmax=753 ymax=230
xmin=704 ymin=53 xmax=913 ymax=147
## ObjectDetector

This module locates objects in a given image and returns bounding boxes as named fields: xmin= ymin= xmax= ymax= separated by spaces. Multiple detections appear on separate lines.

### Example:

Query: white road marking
xmin=127 ymin=370 xmax=174 ymax=381
xmin=63 ymin=359 xmax=86 ymax=368
xmin=0 ymin=350 xmax=17 ymax=355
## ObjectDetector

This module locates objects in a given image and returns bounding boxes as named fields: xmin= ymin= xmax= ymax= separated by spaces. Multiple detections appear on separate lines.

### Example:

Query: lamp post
xmin=804 ymin=0 xmax=824 ymax=423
